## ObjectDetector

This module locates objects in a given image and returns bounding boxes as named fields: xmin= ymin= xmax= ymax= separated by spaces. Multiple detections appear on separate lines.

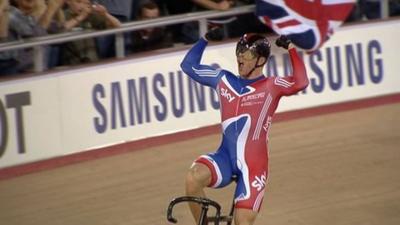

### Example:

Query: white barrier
xmin=1 ymin=19 xmax=399 ymax=168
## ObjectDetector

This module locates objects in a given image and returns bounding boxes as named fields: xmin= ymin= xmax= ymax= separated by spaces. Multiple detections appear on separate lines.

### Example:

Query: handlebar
xmin=167 ymin=196 xmax=222 ymax=225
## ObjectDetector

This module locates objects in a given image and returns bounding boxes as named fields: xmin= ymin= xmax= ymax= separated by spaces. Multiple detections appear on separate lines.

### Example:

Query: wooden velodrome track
xmin=0 ymin=101 xmax=399 ymax=225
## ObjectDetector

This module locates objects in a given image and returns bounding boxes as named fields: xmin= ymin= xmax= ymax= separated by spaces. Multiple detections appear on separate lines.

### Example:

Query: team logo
xmin=263 ymin=116 xmax=272 ymax=132
xmin=220 ymin=87 xmax=235 ymax=103
xmin=251 ymin=172 xmax=267 ymax=191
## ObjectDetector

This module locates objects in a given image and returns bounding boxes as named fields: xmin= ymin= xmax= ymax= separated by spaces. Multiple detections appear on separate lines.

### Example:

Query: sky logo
xmin=251 ymin=172 xmax=267 ymax=191
xmin=220 ymin=87 xmax=235 ymax=103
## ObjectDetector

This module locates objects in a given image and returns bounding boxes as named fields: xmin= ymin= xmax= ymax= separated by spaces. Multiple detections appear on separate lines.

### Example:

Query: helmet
xmin=236 ymin=33 xmax=271 ymax=60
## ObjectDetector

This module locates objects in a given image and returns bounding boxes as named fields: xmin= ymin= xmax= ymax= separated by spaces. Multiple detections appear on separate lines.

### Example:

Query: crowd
xmin=346 ymin=0 xmax=400 ymax=22
xmin=0 ymin=0 xmax=399 ymax=76
xmin=0 ymin=0 xmax=123 ymax=75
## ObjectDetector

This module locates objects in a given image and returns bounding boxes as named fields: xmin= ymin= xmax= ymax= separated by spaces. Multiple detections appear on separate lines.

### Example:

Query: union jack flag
xmin=256 ymin=0 xmax=356 ymax=51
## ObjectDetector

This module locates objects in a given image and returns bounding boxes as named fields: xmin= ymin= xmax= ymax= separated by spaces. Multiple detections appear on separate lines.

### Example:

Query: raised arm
xmin=180 ymin=37 xmax=223 ymax=89
xmin=38 ymin=0 xmax=64 ymax=30
xmin=91 ymin=3 xmax=121 ymax=28
xmin=274 ymin=36 xmax=309 ymax=96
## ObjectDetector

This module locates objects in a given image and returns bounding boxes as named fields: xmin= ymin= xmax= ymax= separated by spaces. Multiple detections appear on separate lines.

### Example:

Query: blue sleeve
xmin=180 ymin=38 xmax=223 ymax=89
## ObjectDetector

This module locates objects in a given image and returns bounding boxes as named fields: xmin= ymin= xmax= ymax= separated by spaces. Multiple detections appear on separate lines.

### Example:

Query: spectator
xmin=0 ymin=0 xmax=64 ymax=75
xmin=13 ymin=0 xmax=46 ymax=72
xmin=359 ymin=0 xmax=400 ymax=19
xmin=195 ymin=0 xmax=238 ymax=40
xmin=39 ymin=0 xmax=66 ymax=33
xmin=60 ymin=0 xmax=121 ymax=65
xmin=14 ymin=0 xmax=65 ymax=33
xmin=129 ymin=0 xmax=173 ymax=53
xmin=0 ymin=0 xmax=9 ymax=40
xmin=94 ymin=0 xmax=134 ymax=59
xmin=95 ymin=0 xmax=133 ymax=22
xmin=216 ymin=0 xmax=268 ymax=39
xmin=161 ymin=0 xmax=236 ymax=44
xmin=0 ymin=0 xmax=17 ymax=76
xmin=360 ymin=0 xmax=381 ymax=19
xmin=38 ymin=0 xmax=66 ymax=68
xmin=391 ymin=0 xmax=400 ymax=16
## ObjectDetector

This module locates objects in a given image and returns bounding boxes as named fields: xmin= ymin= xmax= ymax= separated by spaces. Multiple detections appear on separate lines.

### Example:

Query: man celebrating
xmin=181 ymin=32 xmax=309 ymax=225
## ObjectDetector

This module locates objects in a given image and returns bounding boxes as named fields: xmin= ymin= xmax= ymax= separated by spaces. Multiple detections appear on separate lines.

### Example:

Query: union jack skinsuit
xmin=181 ymin=38 xmax=309 ymax=212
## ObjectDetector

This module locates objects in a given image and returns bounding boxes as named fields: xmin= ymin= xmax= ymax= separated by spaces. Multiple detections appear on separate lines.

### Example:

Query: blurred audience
xmin=0 ymin=0 xmax=64 ymax=75
xmin=60 ymin=0 xmax=121 ymax=65
xmin=0 ymin=0 xmax=16 ymax=75
xmin=393 ymin=0 xmax=400 ymax=16
xmin=347 ymin=0 xmax=400 ymax=21
xmin=38 ymin=0 xmax=66 ymax=68
xmin=129 ymin=0 xmax=172 ymax=53
xmin=159 ymin=0 xmax=236 ymax=44
xmin=362 ymin=0 xmax=386 ymax=19
xmin=218 ymin=0 xmax=268 ymax=39
xmin=94 ymin=0 xmax=133 ymax=59
xmin=40 ymin=0 xmax=66 ymax=33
